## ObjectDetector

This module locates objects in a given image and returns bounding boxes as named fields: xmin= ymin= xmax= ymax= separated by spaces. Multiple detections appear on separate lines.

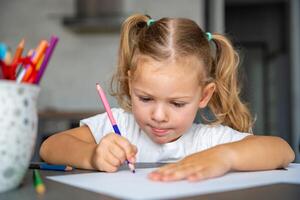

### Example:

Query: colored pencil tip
xmin=20 ymin=38 xmax=25 ymax=46
xmin=65 ymin=166 xmax=74 ymax=171
xmin=36 ymin=184 xmax=46 ymax=194
xmin=128 ymin=163 xmax=136 ymax=173
xmin=96 ymin=83 xmax=101 ymax=90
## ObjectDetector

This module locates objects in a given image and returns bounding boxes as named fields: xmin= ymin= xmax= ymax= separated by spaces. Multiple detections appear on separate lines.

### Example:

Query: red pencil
xmin=10 ymin=39 xmax=25 ymax=80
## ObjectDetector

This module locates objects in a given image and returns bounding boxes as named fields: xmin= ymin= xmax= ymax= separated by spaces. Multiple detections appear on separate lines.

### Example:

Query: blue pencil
xmin=30 ymin=163 xmax=73 ymax=171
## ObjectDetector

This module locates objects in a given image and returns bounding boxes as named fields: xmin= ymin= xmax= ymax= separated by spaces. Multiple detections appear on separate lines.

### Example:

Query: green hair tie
xmin=206 ymin=32 xmax=213 ymax=41
xmin=147 ymin=19 xmax=155 ymax=27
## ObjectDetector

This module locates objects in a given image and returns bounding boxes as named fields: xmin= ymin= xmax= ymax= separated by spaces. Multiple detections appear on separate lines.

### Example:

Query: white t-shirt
xmin=80 ymin=108 xmax=251 ymax=163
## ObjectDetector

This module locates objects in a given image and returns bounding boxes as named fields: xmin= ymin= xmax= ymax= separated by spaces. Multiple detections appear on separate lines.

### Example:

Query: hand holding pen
xmin=92 ymin=132 xmax=137 ymax=173
xmin=95 ymin=83 xmax=136 ymax=173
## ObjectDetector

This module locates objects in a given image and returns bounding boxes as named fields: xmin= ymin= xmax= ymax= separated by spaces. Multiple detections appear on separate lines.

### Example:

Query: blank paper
xmin=47 ymin=163 xmax=300 ymax=200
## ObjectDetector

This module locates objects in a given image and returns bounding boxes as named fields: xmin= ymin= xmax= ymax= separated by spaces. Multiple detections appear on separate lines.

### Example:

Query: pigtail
xmin=111 ymin=14 xmax=149 ymax=110
xmin=208 ymin=34 xmax=253 ymax=133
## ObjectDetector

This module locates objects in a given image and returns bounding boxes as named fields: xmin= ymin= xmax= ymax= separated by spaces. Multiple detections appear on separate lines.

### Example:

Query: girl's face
xmin=129 ymin=56 xmax=214 ymax=144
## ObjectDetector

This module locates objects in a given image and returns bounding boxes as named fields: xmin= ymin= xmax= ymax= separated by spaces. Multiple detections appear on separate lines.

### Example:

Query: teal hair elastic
xmin=206 ymin=32 xmax=213 ymax=41
xmin=147 ymin=19 xmax=155 ymax=27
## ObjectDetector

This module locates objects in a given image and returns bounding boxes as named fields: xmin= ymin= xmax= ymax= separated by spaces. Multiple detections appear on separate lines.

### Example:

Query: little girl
xmin=40 ymin=14 xmax=295 ymax=182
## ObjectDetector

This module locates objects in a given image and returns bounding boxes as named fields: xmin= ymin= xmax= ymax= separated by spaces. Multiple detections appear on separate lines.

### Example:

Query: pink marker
xmin=96 ymin=83 xmax=135 ymax=173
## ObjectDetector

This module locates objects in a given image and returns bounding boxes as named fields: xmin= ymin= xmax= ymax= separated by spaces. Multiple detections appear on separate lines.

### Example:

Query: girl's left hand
xmin=148 ymin=145 xmax=234 ymax=182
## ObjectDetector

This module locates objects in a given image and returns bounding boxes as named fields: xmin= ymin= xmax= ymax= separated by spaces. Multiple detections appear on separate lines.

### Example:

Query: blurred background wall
xmin=0 ymin=0 xmax=299 ymax=162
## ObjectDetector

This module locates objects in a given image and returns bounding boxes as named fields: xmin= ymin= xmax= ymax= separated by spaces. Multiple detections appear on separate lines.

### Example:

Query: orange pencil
xmin=11 ymin=38 xmax=25 ymax=66
xmin=22 ymin=40 xmax=48 ymax=82
xmin=21 ymin=64 xmax=34 ymax=82
xmin=35 ymin=54 xmax=44 ymax=70
xmin=31 ymin=40 xmax=48 ymax=66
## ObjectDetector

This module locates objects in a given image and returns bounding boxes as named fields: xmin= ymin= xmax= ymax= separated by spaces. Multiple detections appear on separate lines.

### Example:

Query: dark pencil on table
xmin=30 ymin=163 xmax=73 ymax=171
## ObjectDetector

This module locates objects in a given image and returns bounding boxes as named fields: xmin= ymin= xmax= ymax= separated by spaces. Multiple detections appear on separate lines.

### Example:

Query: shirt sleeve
xmin=195 ymin=124 xmax=252 ymax=149
xmin=209 ymin=125 xmax=251 ymax=147
xmin=79 ymin=108 xmax=124 ymax=144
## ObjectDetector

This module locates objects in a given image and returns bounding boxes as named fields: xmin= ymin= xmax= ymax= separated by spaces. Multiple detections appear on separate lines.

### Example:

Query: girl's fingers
xmin=150 ymin=163 xmax=183 ymax=179
xmin=152 ymin=161 xmax=194 ymax=175
xmin=109 ymin=144 xmax=126 ymax=163
xmin=101 ymin=145 xmax=122 ymax=167
xmin=99 ymin=158 xmax=118 ymax=172
xmin=96 ymin=133 xmax=137 ymax=172
xmin=148 ymin=163 xmax=177 ymax=181
xmin=114 ymin=136 xmax=137 ymax=161
xmin=149 ymin=163 xmax=201 ymax=181
xmin=152 ymin=163 xmax=177 ymax=173
xmin=104 ymin=153 xmax=122 ymax=167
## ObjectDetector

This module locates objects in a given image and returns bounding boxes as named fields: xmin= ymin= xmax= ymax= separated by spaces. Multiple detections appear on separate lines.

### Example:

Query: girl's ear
xmin=198 ymin=83 xmax=216 ymax=108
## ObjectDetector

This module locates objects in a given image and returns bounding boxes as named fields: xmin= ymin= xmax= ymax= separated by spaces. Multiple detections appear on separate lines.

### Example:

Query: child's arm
xmin=40 ymin=126 xmax=98 ymax=169
xmin=39 ymin=126 xmax=137 ymax=171
xmin=148 ymin=135 xmax=295 ymax=182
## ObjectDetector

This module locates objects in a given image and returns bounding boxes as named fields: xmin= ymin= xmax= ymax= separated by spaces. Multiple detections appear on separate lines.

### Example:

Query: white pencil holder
xmin=0 ymin=80 xmax=40 ymax=193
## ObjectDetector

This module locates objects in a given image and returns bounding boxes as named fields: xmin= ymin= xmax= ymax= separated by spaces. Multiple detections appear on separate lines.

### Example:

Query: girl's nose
xmin=151 ymin=104 xmax=168 ymax=123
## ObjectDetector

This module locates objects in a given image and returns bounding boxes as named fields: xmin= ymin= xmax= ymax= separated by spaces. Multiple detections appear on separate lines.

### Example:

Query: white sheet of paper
xmin=47 ymin=163 xmax=300 ymax=200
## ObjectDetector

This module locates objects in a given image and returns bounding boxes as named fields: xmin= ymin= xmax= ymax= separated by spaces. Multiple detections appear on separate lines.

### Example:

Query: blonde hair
xmin=111 ymin=13 xmax=253 ymax=132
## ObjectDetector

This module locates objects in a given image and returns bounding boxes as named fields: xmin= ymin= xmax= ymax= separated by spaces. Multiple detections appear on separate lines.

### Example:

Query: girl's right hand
xmin=91 ymin=133 xmax=137 ymax=172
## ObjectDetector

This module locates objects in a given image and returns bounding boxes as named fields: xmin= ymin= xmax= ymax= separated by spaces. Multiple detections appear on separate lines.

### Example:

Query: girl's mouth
xmin=150 ymin=127 xmax=170 ymax=136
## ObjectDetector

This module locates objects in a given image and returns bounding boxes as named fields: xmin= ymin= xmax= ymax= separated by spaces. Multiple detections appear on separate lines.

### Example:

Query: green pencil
xmin=33 ymin=169 xmax=46 ymax=194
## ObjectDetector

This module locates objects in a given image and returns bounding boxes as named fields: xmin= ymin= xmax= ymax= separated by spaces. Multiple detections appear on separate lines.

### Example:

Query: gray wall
xmin=0 ymin=0 xmax=204 ymax=111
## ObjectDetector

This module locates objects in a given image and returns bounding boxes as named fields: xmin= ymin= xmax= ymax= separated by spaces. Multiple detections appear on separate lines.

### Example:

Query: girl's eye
xmin=172 ymin=102 xmax=186 ymax=108
xmin=138 ymin=96 xmax=152 ymax=102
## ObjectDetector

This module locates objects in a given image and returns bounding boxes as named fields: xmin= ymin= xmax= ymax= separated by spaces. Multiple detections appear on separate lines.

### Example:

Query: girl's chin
xmin=148 ymin=134 xmax=180 ymax=144
xmin=152 ymin=137 xmax=169 ymax=144
xmin=146 ymin=133 xmax=170 ymax=144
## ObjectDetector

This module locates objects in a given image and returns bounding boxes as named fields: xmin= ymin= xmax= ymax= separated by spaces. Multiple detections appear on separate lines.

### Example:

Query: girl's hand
xmin=91 ymin=133 xmax=137 ymax=172
xmin=148 ymin=145 xmax=234 ymax=182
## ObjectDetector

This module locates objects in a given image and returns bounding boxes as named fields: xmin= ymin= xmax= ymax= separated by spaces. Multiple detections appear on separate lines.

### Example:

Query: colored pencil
xmin=22 ymin=40 xmax=48 ymax=82
xmin=34 ymin=36 xmax=59 ymax=84
xmin=16 ymin=51 xmax=35 ymax=83
xmin=30 ymin=163 xmax=73 ymax=171
xmin=33 ymin=169 xmax=46 ymax=194
xmin=11 ymin=38 xmax=25 ymax=79
xmin=96 ymin=83 xmax=136 ymax=173
xmin=31 ymin=40 xmax=48 ymax=66
xmin=11 ymin=39 xmax=25 ymax=65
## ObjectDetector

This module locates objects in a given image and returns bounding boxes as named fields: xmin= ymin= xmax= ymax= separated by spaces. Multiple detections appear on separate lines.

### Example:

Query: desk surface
xmin=1 ymin=163 xmax=300 ymax=200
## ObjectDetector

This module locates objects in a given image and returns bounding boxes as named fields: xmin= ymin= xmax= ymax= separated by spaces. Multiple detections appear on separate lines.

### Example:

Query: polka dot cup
xmin=0 ymin=80 xmax=39 ymax=193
